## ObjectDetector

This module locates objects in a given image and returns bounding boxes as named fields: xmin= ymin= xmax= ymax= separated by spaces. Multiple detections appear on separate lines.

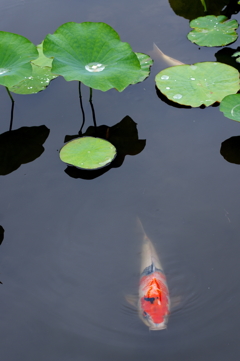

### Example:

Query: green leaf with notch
xmin=43 ymin=22 xmax=145 ymax=92
xmin=188 ymin=15 xmax=238 ymax=47
xmin=155 ymin=62 xmax=239 ymax=107
xmin=0 ymin=31 xmax=38 ymax=88
xmin=9 ymin=42 xmax=58 ymax=94
xmin=220 ymin=94 xmax=240 ymax=122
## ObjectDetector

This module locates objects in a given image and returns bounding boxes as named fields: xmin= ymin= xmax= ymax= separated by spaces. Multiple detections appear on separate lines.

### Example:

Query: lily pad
xmin=187 ymin=15 xmax=238 ymax=47
xmin=59 ymin=137 xmax=117 ymax=170
xmin=0 ymin=31 xmax=38 ymax=88
xmin=9 ymin=42 xmax=58 ymax=94
xmin=43 ymin=22 xmax=144 ymax=92
xmin=155 ymin=62 xmax=239 ymax=107
xmin=131 ymin=53 xmax=153 ymax=84
xmin=220 ymin=94 xmax=240 ymax=122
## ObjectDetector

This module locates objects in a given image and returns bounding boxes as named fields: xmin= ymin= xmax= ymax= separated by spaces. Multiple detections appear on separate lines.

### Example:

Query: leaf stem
xmin=89 ymin=88 xmax=97 ymax=128
xmin=78 ymin=82 xmax=85 ymax=135
xmin=5 ymin=87 xmax=15 ymax=131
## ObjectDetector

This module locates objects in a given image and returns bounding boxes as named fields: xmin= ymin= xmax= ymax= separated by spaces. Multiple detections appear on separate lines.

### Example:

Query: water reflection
xmin=0 ymin=126 xmax=50 ymax=175
xmin=64 ymin=116 xmax=146 ymax=179
xmin=0 ymin=225 xmax=4 ymax=284
xmin=220 ymin=136 xmax=240 ymax=164
xmin=169 ymin=0 xmax=231 ymax=20
xmin=215 ymin=46 xmax=240 ymax=72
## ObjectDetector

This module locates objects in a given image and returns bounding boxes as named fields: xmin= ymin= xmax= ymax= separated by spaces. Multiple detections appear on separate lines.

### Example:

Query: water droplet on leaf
xmin=85 ymin=62 xmax=105 ymax=72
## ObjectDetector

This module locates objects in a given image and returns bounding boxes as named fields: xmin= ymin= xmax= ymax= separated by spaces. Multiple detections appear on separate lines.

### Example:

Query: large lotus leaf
xmin=9 ymin=42 xmax=58 ymax=94
xmin=0 ymin=31 xmax=38 ymax=88
xmin=60 ymin=137 xmax=117 ymax=170
xmin=220 ymin=94 xmax=240 ymax=122
xmin=155 ymin=62 xmax=239 ymax=107
xmin=169 ymin=0 xmax=230 ymax=21
xmin=43 ymin=22 xmax=142 ymax=92
xmin=188 ymin=16 xmax=238 ymax=47
xmin=131 ymin=53 xmax=153 ymax=84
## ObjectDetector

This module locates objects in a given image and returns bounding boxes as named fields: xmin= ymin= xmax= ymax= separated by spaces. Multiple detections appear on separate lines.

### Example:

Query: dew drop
xmin=190 ymin=77 xmax=195 ymax=80
xmin=161 ymin=75 xmax=169 ymax=80
xmin=85 ymin=62 xmax=105 ymax=72
xmin=0 ymin=68 xmax=9 ymax=75
xmin=173 ymin=94 xmax=182 ymax=100
xmin=166 ymin=87 xmax=170 ymax=90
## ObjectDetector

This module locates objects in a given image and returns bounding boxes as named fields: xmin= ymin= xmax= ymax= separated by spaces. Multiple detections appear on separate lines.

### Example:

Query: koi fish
xmin=127 ymin=220 xmax=170 ymax=330
xmin=151 ymin=43 xmax=184 ymax=66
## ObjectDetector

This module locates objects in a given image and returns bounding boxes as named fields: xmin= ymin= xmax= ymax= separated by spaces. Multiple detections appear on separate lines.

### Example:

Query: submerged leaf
xmin=155 ymin=62 xmax=239 ymax=107
xmin=43 ymin=22 xmax=145 ymax=92
xmin=188 ymin=15 xmax=238 ymax=47
xmin=220 ymin=94 xmax=240 ymax=122
xmin=9 ymin=42 xmax=58 ymax=94
xmin=0 ymin=31 xmax=38 ymax=88
xmin=60 ymin=137 xmax=117 ymax=170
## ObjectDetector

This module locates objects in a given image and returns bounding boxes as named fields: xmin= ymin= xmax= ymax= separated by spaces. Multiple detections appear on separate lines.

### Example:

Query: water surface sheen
xmin=1 ymin=1 xmax=240 ymax=360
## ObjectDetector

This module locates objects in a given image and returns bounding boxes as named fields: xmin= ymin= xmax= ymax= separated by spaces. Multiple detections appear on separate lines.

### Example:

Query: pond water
xmin=1 ymin=0 xmax=240 ymax=360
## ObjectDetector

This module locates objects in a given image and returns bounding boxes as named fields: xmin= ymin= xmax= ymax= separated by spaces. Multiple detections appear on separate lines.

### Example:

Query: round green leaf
xmin=43 ymin=22 xmax=142 ymax=92
xmin=59 ymin=137 xmax=117 ymax=170
xmin=0 ymin=31 xmax=38 ymax=88
xmin=131 ymin=53 xmax=153 ymax=84
xmin=9 ymin=42 xmax=58 ymax=94
xmin=220 ymin=94 xmax=240 ymax=122
xmin=155 ymin=62 xmax=239 ymax=107
xmin=188 ymin=15 xmax=238 ymax=47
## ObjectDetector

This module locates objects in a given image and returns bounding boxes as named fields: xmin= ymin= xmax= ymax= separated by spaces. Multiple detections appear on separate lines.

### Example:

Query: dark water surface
xmin=1 ymin=1 xmax=240 ymax=360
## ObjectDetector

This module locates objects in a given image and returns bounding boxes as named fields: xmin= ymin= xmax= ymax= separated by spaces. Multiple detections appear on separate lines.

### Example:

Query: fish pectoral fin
xmin=125 ymin=294 xmax=138 ymax=308
xmin=170 ymin=295 xmax=182 ymax=309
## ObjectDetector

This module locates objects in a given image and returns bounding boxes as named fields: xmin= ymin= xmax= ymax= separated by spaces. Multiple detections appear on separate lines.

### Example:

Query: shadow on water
xmin=168 ymin=0 xmax=237 ymax=21
xmin=220 ymin=135 xmax=240 ymax=164
xmin=0 ymin=225 xmax=4 ymax=284
xmin=64 ymin=116 xmax=146 ymax=179
xmin=0 ymin=126 xmax=50 ymax=175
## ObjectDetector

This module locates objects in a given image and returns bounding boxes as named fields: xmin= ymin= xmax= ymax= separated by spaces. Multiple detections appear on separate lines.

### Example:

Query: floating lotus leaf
xmin=155 ymin=62 xmax=239 ymax=107
xmin=60 ymin=137 xmax=117 ymax=170
xmin=0 ymin=31 xmax=38 ymax=88
xmin=43 ymin=22 xmax=144 ymax=92
xmin=131 ymin=53 xmax=153 ymax=84
xmin=220 ymin=94 xmax=240 ymax=122
xmin=9 ymin=42 xmax=58 ymax=94
xmin=187 ymin=16 xmax=238 ymax=47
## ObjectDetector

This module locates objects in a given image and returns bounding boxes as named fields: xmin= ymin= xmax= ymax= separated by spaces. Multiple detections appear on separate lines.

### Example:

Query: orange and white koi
xmin=138 ymin=220 xmax=170 ymax=330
